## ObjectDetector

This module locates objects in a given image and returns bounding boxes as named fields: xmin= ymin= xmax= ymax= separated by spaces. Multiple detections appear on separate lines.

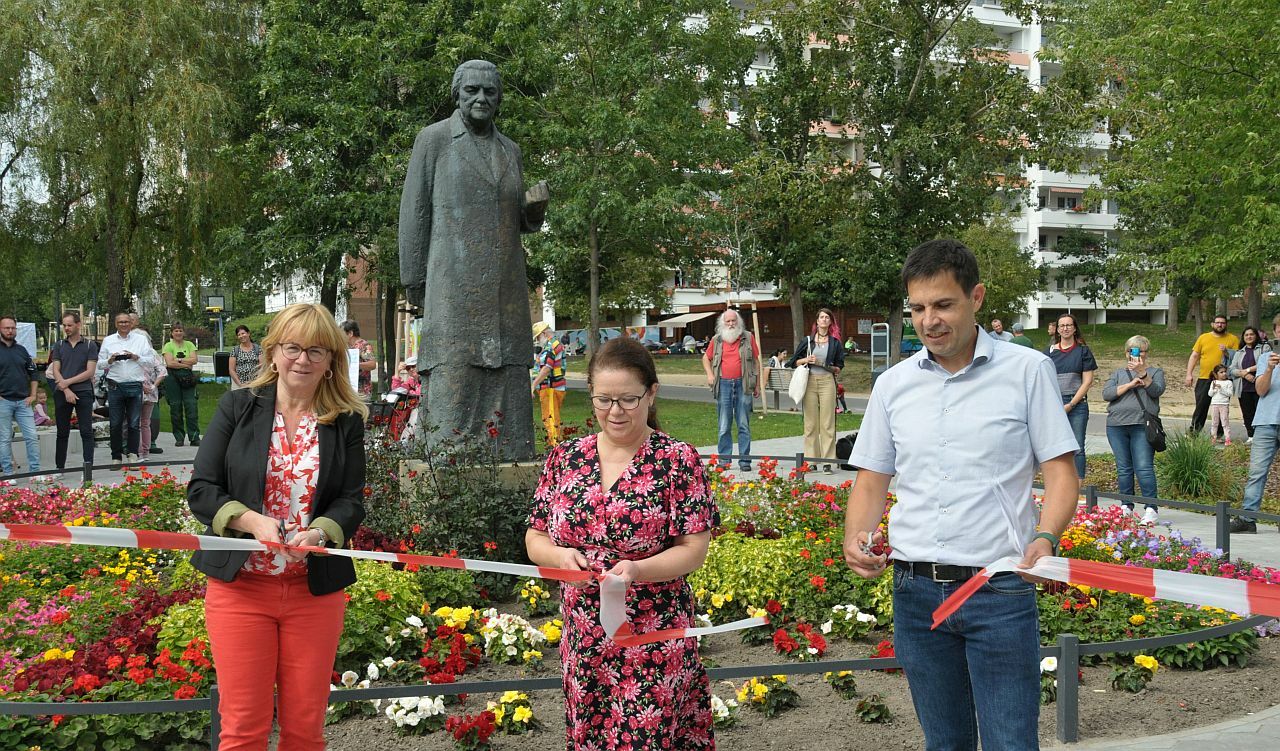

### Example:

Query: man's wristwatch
xmin=1032 ymin=531 xmax=1060 ymax=555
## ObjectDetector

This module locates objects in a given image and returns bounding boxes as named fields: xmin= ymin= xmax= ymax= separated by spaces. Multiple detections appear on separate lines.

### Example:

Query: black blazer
xmin=187 ymin=385 xmax=366 ymax=595
xmin=787 ymin=335 xmax=846 ymax=371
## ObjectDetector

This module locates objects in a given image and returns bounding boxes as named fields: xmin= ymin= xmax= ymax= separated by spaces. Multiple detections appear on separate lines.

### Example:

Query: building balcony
xmin=1034 ymin=208 xmax=1117 ymax=231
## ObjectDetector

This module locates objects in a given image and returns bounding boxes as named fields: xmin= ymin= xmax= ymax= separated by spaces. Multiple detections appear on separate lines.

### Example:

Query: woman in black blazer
xmin=787 ymin=308 xmax=846 ymax=474
xmin=187 ymin=303 xmax=368 ymax=750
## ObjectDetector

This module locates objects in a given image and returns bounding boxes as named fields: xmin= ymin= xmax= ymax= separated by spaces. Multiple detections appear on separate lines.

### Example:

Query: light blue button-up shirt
xmin=849 ymin=326 xmax=1080 ymax=566
xmin=1253 ymin=352 xmax=1280 ymax=426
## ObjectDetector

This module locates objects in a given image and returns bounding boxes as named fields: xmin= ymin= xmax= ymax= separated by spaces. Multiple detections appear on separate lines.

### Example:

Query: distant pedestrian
xmin=787 ymin=308 xmax=845 ymax=474
xmin=1208 ymin=365 xmax=1233 ymax=446
xmin=1009 ymin=322 xmax=1035 ymax=348
xmin=162 ymin=322 xmax=201 ymax=447
xmin=1102 ymin=335 xmax=1164 ymax=525
xmin=1228 ymin=326 xmax=1270 ymax=443
xmin=139 ymin=342 xmax=166 ymax=459
xmin=96 ymin=312 xmax=157 ymax=461
xmin=0 ymin=316 xmax=39 ymax=475
xmin=228 ymin=325 xmax=262 ymax=390
xmin=703 ymin=309 xmax=760 ymax=472
xmin=48 ymin=311 xmax=98 ymax=469
xmin=531 ymin=321 xmax=567 ymax=445
xmin=391 ymin=360 xmax=421 ymax=396
xmin=988 ymin=318 xmax=1014 ymax=342
xmin=1048 ymin=313 xmax=1097 ymax=479
xmin=1233 ymin=313 xmax=1280 ymax=534
xmin=342 ymin=321 xmax=376 ymax=399
xmin=1185 ymin=314 xmax=1238 ymax=437
xmin=1045 ymin=320 xmax=1058 ymax=353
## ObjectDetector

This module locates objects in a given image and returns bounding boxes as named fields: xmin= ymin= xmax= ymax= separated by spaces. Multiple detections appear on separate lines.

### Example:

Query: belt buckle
xmin=931 ymin=564 xmax=963 ymax=583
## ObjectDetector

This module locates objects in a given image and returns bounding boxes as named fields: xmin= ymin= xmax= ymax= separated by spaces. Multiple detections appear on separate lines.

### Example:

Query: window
xmin=1056 ymin=196 xmax=1078 ymax=210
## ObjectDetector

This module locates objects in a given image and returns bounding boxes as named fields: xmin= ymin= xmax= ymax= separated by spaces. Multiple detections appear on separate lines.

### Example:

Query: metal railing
xmin=1080 ymin=485 xmax=1280 ymax=560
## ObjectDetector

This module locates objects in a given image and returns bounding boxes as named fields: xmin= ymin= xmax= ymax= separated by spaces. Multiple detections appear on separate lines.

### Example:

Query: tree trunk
xmin=888 ymin=304 xmax=904 ymax=366
xmin=1165 ymin=291 xmax=1178 ymax=332
xmin=1245 ymin=281 xmax=1262 ymax=329
xmin=1190 ymin=298 xmax=1204 ymax=336
xmin=319 ymin=250 xmax=344 ymax=314
xmin=1215 ymin=296 xmax=1228 ymax=317
xmin=587 ymin=221 xmax=601 ymax=360
xmin=382 ymin=279 xmax=398 ymax=377
xmin=788 ymin=279 xmax=805 ymax=346
xmin=372 ymin=280 xmax=384 ymax=393
xmin=104 ymin=187 xmax=127 ymax=316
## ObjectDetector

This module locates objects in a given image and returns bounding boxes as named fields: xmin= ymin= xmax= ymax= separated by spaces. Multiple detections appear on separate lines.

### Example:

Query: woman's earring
xmin=324 ymin=370 xmax=334 ymax=380
xmin=269 ymin=362 xmax=278 ymax=373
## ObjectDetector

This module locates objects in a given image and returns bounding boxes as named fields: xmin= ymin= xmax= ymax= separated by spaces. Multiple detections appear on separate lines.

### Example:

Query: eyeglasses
xmin=1057 ymin=323 xmax=1075 ymax=329
xmin=278 ymin=342 xmax=332 ymax=363
xmin=590 ymin=394 xmax=646 ymax=411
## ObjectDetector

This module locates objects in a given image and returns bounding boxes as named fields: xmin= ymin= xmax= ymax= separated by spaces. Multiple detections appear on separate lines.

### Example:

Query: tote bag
xmin=788 ymin=337 xmax=811 ymax=407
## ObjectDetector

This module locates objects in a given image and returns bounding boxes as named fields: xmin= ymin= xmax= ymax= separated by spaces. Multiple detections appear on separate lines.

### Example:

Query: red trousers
xmin=205 ymin=572 xmax=345 ymax=750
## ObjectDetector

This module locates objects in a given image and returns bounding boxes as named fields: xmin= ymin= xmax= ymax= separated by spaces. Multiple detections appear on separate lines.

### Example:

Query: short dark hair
xmin=170 ymin=321 xmax=184 ymax=331
xmin=341 ymin=320 xmax=360 ymax=337
xmin=1213 ymin=315 xmax=1228 ymax=323
xmin=235 ymin=324 xmax=251 ymax=336
xmin=587 ymin=337 xmax=660 ymax=431
xmin=61 ymin=311 xmax=81 ymax=323
xmin=0 ymin=315 xmax=15 ymax=325
xmin=901 ymin=239 xmax=980 ymax=294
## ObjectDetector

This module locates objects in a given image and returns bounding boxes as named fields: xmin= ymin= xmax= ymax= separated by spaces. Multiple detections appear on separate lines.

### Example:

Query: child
xmin=32 ymin=390 xmax=53 ymax=427
xmin=1207 ymin=364 xmax=1234 ymax=445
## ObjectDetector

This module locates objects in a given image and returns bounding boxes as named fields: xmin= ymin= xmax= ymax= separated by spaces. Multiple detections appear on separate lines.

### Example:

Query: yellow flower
xmin=513 ymin=706 xmax=533 ymax=723
xmin=1129 ymin=614 xmax=1146 ymax=626
xmin=492 ymin=706 xmax=505 ymax=724
xmin=433 ymin=606 xmax=454 ymax=618
xmin=501 ymin=690 xmax=521 ymax=704
xmin=772 ymin=675 xmax=788 ymax=683
xmin=42 ymin=648 xmax=65 ymax=662
xmin=737 ymin=687 xmax=748 ymax=702
xmin=522 ymin=650 xmax=543 ymax=662
xmin=752 ymin=683 xmax=768 ymax=699
xmin=711 ymin=593 xmax=725 ymax=609
xmin=1134 ymin=655 xmax=1159 ymax=673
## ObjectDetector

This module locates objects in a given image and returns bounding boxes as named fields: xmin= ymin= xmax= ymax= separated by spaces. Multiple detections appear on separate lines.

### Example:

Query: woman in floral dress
xmin=527 ymin=336 xmax=718 ymax=750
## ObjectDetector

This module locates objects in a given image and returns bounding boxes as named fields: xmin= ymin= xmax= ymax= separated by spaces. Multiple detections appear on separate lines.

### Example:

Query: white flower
xmin=340 ymin=670 xmax=359 ymax=688
xmin=406 ymin=615 xmax=424 ymax=628
xmin=506 ymin=645 xmax=518 ymax=656
xmin=403 ymin=712 xmax=420 ymax=727
xmin=502 ymin=632 xmax=517 ymax=645
xmin=807 ymin=647 xmax=819 ymax=655
xmin=399 ymin=696 xmax=419 ymax=711
xmin=400 ymin=628 xmax=413 ymax=637
xmin=820 ymin=620 xmax=833 ymax=634
xmin=1040 ymin=656 xmax=1058 ymax=674
xmin=367 ymin=663 xmax=380 ymax=681
xmin=381 ymin=657 xmax=395 ymax=668
xmin=384 ymin=635 xmax=395 ymax=646
xmin=856 ymin=612 xmax=877 ymax=624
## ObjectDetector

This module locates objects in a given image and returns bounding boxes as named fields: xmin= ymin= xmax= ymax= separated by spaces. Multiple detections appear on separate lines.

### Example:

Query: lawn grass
xmin=544 ymin=390 xmax=860 ymax=450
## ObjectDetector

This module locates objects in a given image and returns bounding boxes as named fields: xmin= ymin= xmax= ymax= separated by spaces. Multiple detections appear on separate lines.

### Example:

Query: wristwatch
xmin=1032 ymin=531 xmax=1060 ymax=555
xmin=310 ymin=527 xmax=329 ymax=547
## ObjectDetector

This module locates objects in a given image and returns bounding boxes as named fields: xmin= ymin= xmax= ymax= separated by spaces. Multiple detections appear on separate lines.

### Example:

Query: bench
xmin=763 ymin=368 xmax=795 ymax=411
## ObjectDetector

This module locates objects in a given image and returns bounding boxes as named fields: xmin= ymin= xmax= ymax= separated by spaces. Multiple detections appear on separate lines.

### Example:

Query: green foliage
xmin=961 ymin=215 xmax=1047 ymax=324
xmin=825 ymin=670 xmax=859 ymax=700
xmin=417 ymin=566 xmax=479 ymax=611
xmin=1155 ymin=430 xmax=1239 ymax=501
xmin=854 ymin=693 xmax=892 ymax=723
xmin=1110 ymin=655 xmax=1159 ymax=693
xmin=1151 ymin=627 xmax=1257 ymax=670
xmin=337 ymin=559 xmax=424 ymax=670
xmin=153 ymin=600 xmax=208 ymax=657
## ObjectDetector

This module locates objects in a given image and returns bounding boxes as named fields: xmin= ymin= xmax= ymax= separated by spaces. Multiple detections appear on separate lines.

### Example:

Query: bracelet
xmin=1032 ymin=531 xmax=1059 ymax=555
xmin=309 ymin=527 xmax=329 ymax=547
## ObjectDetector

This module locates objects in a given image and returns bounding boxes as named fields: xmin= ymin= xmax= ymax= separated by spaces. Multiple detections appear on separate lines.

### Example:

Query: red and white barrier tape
xmin=931 ymin=555 xmax=1280 ymax=629
xmin=0 ymin=523 xmax=765 ymax=646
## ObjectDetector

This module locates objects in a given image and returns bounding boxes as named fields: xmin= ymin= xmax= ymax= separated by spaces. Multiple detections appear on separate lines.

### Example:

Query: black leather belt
xmin=896 ymin=560 xmax=982 ymax=583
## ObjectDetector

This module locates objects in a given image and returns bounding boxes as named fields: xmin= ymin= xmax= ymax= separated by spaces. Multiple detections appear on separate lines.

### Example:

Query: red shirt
xmin=708 ymin=335 xmax=759 ymax=380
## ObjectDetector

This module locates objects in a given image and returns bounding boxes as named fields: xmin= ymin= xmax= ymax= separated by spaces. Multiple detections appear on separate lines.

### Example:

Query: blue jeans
xmin=107 ymin=381 xmax=143 ymax=458
xmin=1106 ymin=423 xmax=1157 ymax=510
xmin=894 ymin=565 xmax=1041 ymax=750
xmin=1242 ymin=424 xmax=1279 ymax=514
xmin=715 ymin=378 xmax=752 ymax=470
xmin=1064 ymin=398 xmax=1089 ymax=479
xmin=0 ymin=398 xmax=40 ymax=475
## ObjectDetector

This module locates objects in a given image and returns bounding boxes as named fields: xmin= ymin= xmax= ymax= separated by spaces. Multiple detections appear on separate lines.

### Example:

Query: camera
xmin=113 ymin=353 xmax=132 ymax=362
xmin=1128 ymin=347 xmax=1141 ymax=357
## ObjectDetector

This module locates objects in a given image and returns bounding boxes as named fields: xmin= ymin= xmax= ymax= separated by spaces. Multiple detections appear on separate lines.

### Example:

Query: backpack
xmin=835 ymin=431 xmax=859 ymax=471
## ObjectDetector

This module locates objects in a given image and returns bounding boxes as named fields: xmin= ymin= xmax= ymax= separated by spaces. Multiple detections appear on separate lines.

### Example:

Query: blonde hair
xmin=1124 ymin=335 xmax=1150 ymax=353
xmin=247 ymin=303 xmax=369 ymax=424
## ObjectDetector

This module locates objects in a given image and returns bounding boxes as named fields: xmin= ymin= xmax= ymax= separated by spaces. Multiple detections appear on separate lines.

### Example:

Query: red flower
xmin=174 ymin=685 xmax=198 ymax=700
xmin=487 ymin=426 xmax=499 ymax=438
xmin=106 ymin=655 xmax=124 ymax=671
xmin=72 ymin=674 xmax=101 ymax=693
xmin=810 ymin=575 xmax=827 ymax=592
xmin=799 ymin=549 xmax=811 ymax=560
xmin=765 ymin=599 xmax=782 ymax=616
xmin=375 ymin=590 xmax=391 ymax=602
xmin=822 ymin=557 xmax=834 ymax=567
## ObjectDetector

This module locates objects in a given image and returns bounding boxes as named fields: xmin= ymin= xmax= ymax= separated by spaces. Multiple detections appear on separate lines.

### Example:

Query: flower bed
xmin=0 ymin=454 xmax=1276 ymax=747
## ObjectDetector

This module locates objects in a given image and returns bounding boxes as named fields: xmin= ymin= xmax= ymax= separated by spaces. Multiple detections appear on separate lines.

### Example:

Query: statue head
xmin=451 ymin=60 xmax=503 ymax=126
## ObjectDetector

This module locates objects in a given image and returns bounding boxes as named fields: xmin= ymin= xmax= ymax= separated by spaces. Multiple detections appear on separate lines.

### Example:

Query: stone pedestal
xmin=399 ymin=459 xmax=542 ymax=494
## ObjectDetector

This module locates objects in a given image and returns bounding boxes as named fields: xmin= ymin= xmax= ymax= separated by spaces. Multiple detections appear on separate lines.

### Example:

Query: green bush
xmin=417 ymin=566 xmax=478 ymax=610
xmin=1155 ymin=430 xmax=1239 ymax=501
xmin=337 ymin=559 xmax=424 ymax=670
xmin=153 ymin=599 xmax=208 ymax=656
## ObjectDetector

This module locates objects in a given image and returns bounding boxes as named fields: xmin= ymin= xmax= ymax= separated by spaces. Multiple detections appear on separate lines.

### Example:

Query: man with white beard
xmin=702 ymin=309 xmax=760 ymax=472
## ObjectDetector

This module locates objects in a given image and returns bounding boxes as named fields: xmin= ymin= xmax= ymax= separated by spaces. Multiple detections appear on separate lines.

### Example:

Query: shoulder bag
xmin=788 ymin=337 xmax=811 ymax=407
xmin=1131 ymin=374 xmax=1166 ymax=452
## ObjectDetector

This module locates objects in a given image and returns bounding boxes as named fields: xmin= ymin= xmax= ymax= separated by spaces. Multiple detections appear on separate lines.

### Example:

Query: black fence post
xmin=1056 ymin=633 xmax=1080 ymax=744
xmin=81 ymin=461 xmax=93 ymax=485
xmin=209 ymin=683 xmax=220 ymax=750
xmin=1084 ymin=485 xmax=1098 ymax=511
xmin=795 ymin=452 xmax=806 ymax=478
xmin=1216 ymin=501 xmax=1231 ymax=559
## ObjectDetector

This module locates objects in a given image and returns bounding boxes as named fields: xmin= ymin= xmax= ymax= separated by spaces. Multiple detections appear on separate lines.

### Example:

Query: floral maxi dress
xmin=530 ymin=431 xmax=718 ymax=750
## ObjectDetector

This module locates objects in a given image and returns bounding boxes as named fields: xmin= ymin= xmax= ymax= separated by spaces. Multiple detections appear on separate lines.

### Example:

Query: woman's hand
xmin=234 ymin=510 xmax=284 ymax=546
xmin=605 ymin=559 xmax=643 ymax=587
xmin=555 ymin=546 xmax=592 ymax=586
xmin=283 ymin=523 xmax=325 ymax=562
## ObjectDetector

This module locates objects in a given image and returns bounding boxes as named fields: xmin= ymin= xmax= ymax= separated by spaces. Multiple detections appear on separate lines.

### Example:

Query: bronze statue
xmin=399 ymin=60 xmax=550 ymax=459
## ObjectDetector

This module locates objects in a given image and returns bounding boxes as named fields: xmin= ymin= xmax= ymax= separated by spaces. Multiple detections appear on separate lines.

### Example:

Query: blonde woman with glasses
xmin=187 ymin=303 xmax=368 ymax=750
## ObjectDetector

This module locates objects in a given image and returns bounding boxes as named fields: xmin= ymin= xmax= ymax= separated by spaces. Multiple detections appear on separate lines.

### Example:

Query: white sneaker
xmin=1141 ymin=507 xmax=1158 ymax=526
xmin=1247 ymin=437 xmax=1254 ymax=444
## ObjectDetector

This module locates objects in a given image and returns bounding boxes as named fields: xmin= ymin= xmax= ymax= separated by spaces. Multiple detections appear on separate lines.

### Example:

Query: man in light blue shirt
xmin=843 ymin=239 xmax=1080 ymax=750
xmin=1233 ymin=314 xmax=1280 ymax=533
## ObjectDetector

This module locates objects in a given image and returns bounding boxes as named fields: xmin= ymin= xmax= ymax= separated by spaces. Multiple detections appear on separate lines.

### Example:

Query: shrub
xmin=337 ymin=560 xmax=424 ymax=670
xmin=418 ymin=567 xmax=479 ymax=611
xmin=1156 ymin=430 xmax=1239 ymax=501
xmin=154 ymin=599 xmax=208 ymax=656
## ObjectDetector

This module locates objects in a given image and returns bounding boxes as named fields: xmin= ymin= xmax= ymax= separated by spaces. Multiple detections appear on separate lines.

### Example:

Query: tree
xmin=960 ymin=215 xmax=1046 ymax=326
xmin=225 ymin=0 xmax=476 ymax=314
xmin=494 ymin=0 xmax=750 ymax=353
xmin=0 ymin=0 xmax=256 ymax=318
xmin=1053 ymin=227 xmax=1120 ymax=334
xmin=1058 ymin=0 xmax=1280 ymax=330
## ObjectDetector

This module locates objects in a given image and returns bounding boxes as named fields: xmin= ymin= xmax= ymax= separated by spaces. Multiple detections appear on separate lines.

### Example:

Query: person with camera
xmin=162 ymin=322 xmax=201 ymax=447
xmin=97 ymin=312 xmax=158 ymax=461
xmin=1102 ymin=335 xmax=1165 ymax=525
